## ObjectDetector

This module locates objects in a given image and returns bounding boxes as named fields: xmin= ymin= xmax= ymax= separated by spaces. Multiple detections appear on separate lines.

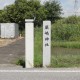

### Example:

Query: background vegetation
xmin=0 ymin=0 xmax=80 ymax=68
xmin=0 ymin=0 xmax=62 ymax=31
xmin=52 ymin=16 xmax=80 ymax=41
xmin=34 ymin=25 xmax=80 ymax=68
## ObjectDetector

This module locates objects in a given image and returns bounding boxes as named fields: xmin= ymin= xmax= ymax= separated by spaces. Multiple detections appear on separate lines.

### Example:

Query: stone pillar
xmin=43 ymin=21 xmax=51 ymax=67
xmin=25 ymin=19 xmax=34 ymax=68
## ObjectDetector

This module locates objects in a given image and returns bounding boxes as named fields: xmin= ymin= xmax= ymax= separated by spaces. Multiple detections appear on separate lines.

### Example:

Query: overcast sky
xmin=0 ymin=0 xmax=80 ymax=17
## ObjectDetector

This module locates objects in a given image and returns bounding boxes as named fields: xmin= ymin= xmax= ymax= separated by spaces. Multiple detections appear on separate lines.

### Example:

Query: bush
xmin=16 ymin=59 xmax=25 ymax=68
xmin=52 ymin=17 xmax=80 ymax=41
xmin=64 ymin=16 xmax=80 ymax=24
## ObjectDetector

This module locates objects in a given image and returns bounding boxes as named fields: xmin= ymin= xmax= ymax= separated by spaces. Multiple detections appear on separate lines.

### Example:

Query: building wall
xmin=15 ymin=23 xmax=19 ymax=38
xmin=1 ymin=23 xmax=19 ymax=38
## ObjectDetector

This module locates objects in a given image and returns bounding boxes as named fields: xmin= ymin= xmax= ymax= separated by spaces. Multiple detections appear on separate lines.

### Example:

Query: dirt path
xmin=0 ymin=38 xmax=25 ymax=64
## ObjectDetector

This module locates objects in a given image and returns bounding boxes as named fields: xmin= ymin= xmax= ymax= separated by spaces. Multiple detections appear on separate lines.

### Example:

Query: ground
xmin=0 ymin=38 xmax=25 ymax=64
xmin=0 ymin=68 xmax=80 ymax=80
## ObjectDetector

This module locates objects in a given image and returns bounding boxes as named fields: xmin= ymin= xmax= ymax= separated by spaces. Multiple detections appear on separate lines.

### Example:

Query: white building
xmin=0 ymin=23 xmax=19 ymax=38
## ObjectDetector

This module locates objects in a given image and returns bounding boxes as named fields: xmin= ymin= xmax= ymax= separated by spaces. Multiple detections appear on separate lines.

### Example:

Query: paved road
xmin=0 ymin=69 xmax=80 ymax=80
xmin=0 ymin=38 xmax=25 ymax=64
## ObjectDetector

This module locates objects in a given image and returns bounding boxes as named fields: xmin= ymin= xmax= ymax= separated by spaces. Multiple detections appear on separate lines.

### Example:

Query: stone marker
xmin=25 ymin=19 xmax=34 ymax=68
xmin=43 ymin=21 xmax=51 ymax=67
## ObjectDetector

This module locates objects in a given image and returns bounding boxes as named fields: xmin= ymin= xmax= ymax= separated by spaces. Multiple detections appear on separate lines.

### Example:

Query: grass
xmin=34 ymin=27 xmax=43 ymax=67
xmin=51 ymin=47 xmax=80 ymax=68
xmin=16 ymin=27 xmax=80 ymax=68
xmin=52 ymin=41 xmax=80 ymax=48
xmin=34 ymin=27 xmax=80 ymax=68
xmin=51 ymin=55 xmax=80 ymax=67
xmin=15 ymin=58 xmax=25 ymax=68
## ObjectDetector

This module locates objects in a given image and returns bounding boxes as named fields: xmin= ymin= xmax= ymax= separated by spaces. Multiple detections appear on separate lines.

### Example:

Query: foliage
xmin=34 ymin=27 xmax=43 ymax=67
xmin=16 ymin=59 xmax=25 ymax=68
xmin=63 ymin=16 xmax=80 ymax=24
xmin=34 ymin=27 xmax=80 ymax=67
xmin=52 ymin=16 xmax=80 ymax=41
xmin=0 ymin=10 xmax=9 ymax=22
xmin=52 ymin=41 xmax=80 ymax=48
xmin=0 ymin=0 xmax=62 ymax=30
xmin=44 ymin=0 xmax=62 ymax=22
xmin=51 ymin=54 xmax=80 ymax=68
xmin=16 ymin=27 xmax=80 ymax=68
xmin=34 ymin=16 xmax=80 ymax=67
xmin=51 ymin=47 xmax=80 ymax=68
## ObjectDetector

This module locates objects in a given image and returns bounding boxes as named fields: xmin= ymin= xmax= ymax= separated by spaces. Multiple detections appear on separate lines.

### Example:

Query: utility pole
xmin=74 ymin=0 xmax=78 ymax=16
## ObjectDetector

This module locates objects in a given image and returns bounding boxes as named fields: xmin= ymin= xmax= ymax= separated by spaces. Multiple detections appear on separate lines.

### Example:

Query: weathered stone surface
xmin=43 ymin=21 xmax=51 ymax=67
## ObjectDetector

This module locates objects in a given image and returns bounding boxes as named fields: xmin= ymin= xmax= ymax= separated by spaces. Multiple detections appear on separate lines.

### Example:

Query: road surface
xmin=0 ymin=38 xmax=25 ymax=64
xmin=0 ymin=68 xmax=80 ymax=80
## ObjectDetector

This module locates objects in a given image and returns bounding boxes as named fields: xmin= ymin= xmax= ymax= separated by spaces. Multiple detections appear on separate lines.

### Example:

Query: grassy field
xmin=52 ymin=41 xmax=80 ymax=48
xmin=51 ymin=47 xmax=80 ymax=67
xmin=34 ymin=27 xmax=80 ymax=68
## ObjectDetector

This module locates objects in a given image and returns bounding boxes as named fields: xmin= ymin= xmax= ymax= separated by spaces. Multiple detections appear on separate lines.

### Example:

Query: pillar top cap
xmin=25 ymin=19 xmax=34 ymax=23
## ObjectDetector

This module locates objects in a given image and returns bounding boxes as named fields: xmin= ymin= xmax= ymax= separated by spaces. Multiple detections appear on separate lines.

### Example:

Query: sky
xmin=0 ymin=0 xmax=80 ymax=17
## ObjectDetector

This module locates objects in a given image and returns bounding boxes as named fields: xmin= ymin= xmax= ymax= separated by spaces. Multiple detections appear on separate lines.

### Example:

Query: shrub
xmin=52 ymin=17 xmax=80 ymax=41
xmin=16 ymin=59 xmax=25 ymax=68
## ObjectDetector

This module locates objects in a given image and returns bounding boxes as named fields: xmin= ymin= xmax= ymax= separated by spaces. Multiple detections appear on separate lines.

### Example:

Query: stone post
xmin=25 ymin=19 xmax=34 ymax=68
xmin=43 ymin=21 xmax=51 ymax=67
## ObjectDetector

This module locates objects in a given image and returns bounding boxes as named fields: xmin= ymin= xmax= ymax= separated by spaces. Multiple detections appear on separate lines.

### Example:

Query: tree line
xmin=0 ymin=0 xmax=62 ymax=31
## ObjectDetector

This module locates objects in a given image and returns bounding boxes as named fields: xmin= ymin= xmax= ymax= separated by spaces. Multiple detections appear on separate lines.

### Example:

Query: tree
xmin=34 ymin=6 xmax=48 ymax=26
xmin=0 ymin=0 xmax=47 ymax=30
xmin=0 ymin=10 xmax=9 ymax=22
xmin=14 ymin=0 xmax=47 ymax=27
xmin=0 ymin=0 xmax=62 ymax=30
xmin=44 ymin=0 xmax=62 ymax=23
